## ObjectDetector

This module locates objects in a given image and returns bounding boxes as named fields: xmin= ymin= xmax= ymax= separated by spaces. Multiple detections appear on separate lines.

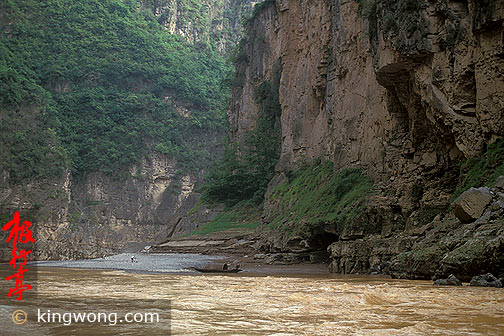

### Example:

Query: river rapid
xmin=0 ymin=254 xmax=503 ymax=335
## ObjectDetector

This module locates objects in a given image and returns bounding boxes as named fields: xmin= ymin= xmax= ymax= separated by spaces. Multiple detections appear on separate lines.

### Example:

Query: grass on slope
xmin=189 ymin=202 xmax=261 ymax=236
xmin=454 ymin=138 xmax=504 ymax=198
xmin=268 ymin=161 xmax=375 ymax=232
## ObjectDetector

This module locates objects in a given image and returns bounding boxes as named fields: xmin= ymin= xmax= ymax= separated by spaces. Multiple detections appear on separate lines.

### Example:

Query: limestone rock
xmin=490 ymin=201 xmax=504 ymax=213
xmin=389 ymin=210 xmax=504 ymax=282
xmin=494 ymin=176 xmax=504 ymax=191
xmin=469 ymin=273 xmax=503 ymax=288
xmin=452 ymin=187 xmax=493 ymax=223
xmin=434 ymin=274 xmax=462 ymax=286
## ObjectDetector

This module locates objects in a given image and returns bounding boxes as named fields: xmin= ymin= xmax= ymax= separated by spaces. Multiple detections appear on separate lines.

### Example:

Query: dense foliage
xmin=200 ymin=60 xmax=282 ymax=206
xmin=0 ymin=108 xmax=69 ymax=182
xmin=0 ymin=0 xmax=231 ymax=181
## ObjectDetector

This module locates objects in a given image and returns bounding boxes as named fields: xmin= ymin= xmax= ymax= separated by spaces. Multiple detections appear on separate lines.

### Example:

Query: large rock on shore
xmin=389 ymin=210 xmax=504 ymax=282
xmin=434 ymin=274 xmax=462 ymax=286
xmin=452 ymin=187 xmax=493 ymax=223
xmin=469 ymin=273 xmax=503 ymax=288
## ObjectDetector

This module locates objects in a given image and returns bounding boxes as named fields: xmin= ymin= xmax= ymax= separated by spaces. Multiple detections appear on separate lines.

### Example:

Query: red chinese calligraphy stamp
xmin=3 ymin=211 xmax=35 ymax=300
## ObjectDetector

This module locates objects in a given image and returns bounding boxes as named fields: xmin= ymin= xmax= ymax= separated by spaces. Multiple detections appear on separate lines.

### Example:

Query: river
xmin=0 ymin=254 xmax=503 ymax=335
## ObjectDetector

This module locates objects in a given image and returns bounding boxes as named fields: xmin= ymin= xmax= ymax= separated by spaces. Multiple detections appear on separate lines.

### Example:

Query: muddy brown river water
xmin=0 ymin=255 xmax=503 ymax=335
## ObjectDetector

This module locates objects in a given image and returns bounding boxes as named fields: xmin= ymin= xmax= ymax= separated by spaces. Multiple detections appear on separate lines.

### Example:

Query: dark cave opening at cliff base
xmin=282 ymin=230 xmax=339 ymax=263
xmin=308 ymin=231 xmax=339 ymax=263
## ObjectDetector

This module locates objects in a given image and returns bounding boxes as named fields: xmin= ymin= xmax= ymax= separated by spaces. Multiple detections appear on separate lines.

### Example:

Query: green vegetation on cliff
xmin=267 ymin=161 xmax=374 ymax=233
xmin=200 ymin=60 xmax=282 ymax=206
xmin=245 ymin=0 xmax=275 ymax=25
xmin=143 ymin=0 xmax=209 ymax=28
xmin=356 ymin=0 xmax=429 ymax=53
xmin=0 ymin=110 xmax=69 ymax=182
xmin=0 ymin=0 xmax=231 ymax=181
xmin=189 ymin=203 xmax=260 ymax=235
xmin=454 ymin=138 xmax=504 ymax=198
xmin=355 ymin=0 xmax=378 ymax=43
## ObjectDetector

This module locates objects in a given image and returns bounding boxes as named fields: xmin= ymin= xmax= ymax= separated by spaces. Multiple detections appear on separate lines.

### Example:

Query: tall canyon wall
xmin=230 ymin=0 xmax=504 ymax=279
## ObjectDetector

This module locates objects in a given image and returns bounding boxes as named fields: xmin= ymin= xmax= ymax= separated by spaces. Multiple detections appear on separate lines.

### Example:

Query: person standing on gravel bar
xmin=131 ymin=255 xmax=136 ymax=264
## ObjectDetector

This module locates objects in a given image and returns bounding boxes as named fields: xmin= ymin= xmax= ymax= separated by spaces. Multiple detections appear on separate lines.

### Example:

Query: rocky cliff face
xmin=0 ymin=126 xmax=222 ymax=261
xmin=141 ymin=0 xmax=257 ymax=54
xmin=229 ymin=0 xmax=503 ymax=278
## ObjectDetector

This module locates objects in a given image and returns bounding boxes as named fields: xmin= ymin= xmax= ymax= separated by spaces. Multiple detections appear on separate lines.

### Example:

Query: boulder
xmin=469 ymin=273 xmax=503 ymax=288
xmin=490 ymin=201 xmax=504 ymax=212
xmin=434 ymin=274 xmax=462 ymax=286
xmin=452 ymin=187 xmax=493 ymax=223
xmin=494 ymin=176 xmax=504 ymax=191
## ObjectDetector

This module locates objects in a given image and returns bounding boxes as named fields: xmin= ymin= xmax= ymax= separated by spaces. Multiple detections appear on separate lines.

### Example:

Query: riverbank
xmin=153 ymin=227 xmax=333 ymax=270
xmin=29 ymin=253 xmax=332 ymax=276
